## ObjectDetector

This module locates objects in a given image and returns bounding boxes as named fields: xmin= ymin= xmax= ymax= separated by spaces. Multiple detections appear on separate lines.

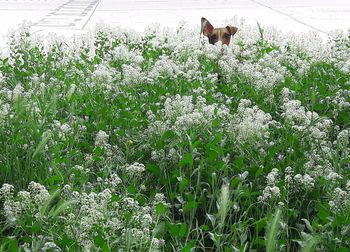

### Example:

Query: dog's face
xmin=201 ymin=17 xmax=238 ymax=45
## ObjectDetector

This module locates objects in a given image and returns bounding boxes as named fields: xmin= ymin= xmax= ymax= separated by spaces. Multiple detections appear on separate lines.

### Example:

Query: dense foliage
xmin=0 ymin=22 xmax=349 ymax=251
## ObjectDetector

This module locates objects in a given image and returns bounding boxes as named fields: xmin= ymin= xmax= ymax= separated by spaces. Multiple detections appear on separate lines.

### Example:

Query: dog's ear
xmin=226 ymin=26 xmax=238 ymax=36
xmin=201 ymin=17 xmax=214 ymax=36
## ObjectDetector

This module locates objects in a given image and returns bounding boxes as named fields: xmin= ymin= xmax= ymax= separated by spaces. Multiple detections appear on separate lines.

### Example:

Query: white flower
xmin=152 ymin=238 xmax=165 ymax=248
xmin=326 ymin=171 xmax=342 ymax=182
xmin=42 ymin=242 xmax=61 ymax=252
xmin=60 ymin=123 xmax=71 ymax=133
xmin=95 ymin=130 xmax=109 ymax=147
xmin=0 ymin=184 xmax=14 ymax=200
xmin=12 ymin=84 xmax=24 ymax=99
xmin=154 ymin=193 xmax=167 ymax=204
xmin=266 ymin=168 xmax=279 ymax=186
xmin=329 ymin=187 xmax=350 ymax=213
xmin=108 ymin=173 xmax=122 ymax=187
xmin=337 ymin=130 xmax=349 ymax=148
xmin=125 ymin=162 xmax=145 ymax=175
xmin=229 ymin=99 xmax=273 ymax=146
xmin=258 ymin=185 xmax=281 ymax=202
xmin=28 ymin=181 xmax=49 ymax=205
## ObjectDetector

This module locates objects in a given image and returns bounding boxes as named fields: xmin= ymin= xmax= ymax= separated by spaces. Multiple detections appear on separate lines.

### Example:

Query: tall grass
xmin=0 ymin=23 xmax=349 ymax=251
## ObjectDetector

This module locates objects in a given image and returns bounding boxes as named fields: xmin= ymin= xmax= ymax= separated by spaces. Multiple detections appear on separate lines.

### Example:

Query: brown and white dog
xmin=201 ymin=17 xmax=238 ymax=45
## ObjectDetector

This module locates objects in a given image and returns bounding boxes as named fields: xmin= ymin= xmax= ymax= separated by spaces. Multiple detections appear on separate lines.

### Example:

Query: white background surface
xmin=0 ymin=0 xmax=349 ymax=49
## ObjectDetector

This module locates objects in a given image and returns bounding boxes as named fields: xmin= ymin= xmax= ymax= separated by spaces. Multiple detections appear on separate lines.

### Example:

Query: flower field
xmin=0 ymin=22 xmax=349 ymax=251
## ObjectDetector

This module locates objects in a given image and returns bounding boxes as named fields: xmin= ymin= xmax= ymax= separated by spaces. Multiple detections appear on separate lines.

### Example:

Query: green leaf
xmin=179 ymin=177 xmax=189 ymax=192
xmin=207 ymin=149 xmax=218 ymax=163
xmin=155 ymin=203 xmax=167 ymax=215
xmin=95 ymin=235 xmax=110 ymax=252
xmin=127 ymin=185 xmax=137 ymax=194
xmin=147 ymin=164 xmax=161 ymax=178
xmin=7 ymin=238 xmax=18 ymax=252
xmin=182 ymin=241 xmax=195 ymax=252
xmin=183 ymin=200 xmax=197 ymax=213
xmin=338 ymin=247 xmax=350 ymax=252
xmin=192 ymin=139 xmax=202 ymax=149
xmin=47 ymin=175 xmax=64 ymax=186
xmin=180 ymin=153 xmax=193 ymax=168
xmin=93 ymin=147 xmax=104 ymax=161
xmin=31 ymin=221 xmax=41 ymax=234
xmin=233 ymin=157 xmax=245 ymax=172
xmin=178 ymin=223 xmax=187 ymax=239
xmin=208 ymin=232 xmax=219 ymax=243
xmin=316 ymin=204 xmax=329 ymax=223
xmin=167 ymin=222 xmax=179 ymax=237
xmin=153 ymin=221 xmax=167 ymax=237
xmin=255 ymin=165 xmax=264 ymax=177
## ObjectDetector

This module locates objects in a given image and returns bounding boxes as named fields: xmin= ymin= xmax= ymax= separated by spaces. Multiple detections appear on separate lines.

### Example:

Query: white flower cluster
xmin=329 ymin=89 xmax=350 ymax=112
xmin=12 ymin=83 xmax=25 ymax=99
xmin=125 ymin=162 xmax=146 ymax=176
xmin=229 ymin=99 xmax=273 ymax=147
xmin=42 ymin=241 xmax=61 ymax=252
xmin=95 ymin=130 xmax=109 ymax=148
xmin=281 ymin=96 xmax=316 ymax=131
xmin=336 ymin=129 xmax=350 ymax=158
xmin=280 ymin=97 xmax=344 ymax=183
xmin=330 ymin=31 xmax=350 ymax=74
xmin=147 ymin=94 xmax=230 ymax=136
xmin=91 ymin=130 xmax=126 ymax=169
xmin=151 ymin=148 xmax=179 ymax=164
xmin=121 ymin=63 xmax=144 ymax=85
xmin=153 ymin=193 xmax=167 ymax=205
xmin=91 ymin=63 xmax=115 ymax=88
xmin=111 ymin=44 xmax=144 ymax=66
xmin=105 ymin=173 xmax=122 ymax=187
xmin=258 ymin=168 xmax=281 ymax=202
xmin=236 ymin=54 xmax=288 ymax=90
xmin=51 ymin=120 xmax=74 ymax=141
xmin=0 ymin=102 xmax=10 ymax=122
xmin=284 ymin=167 xmax=315 ymax=193
xmin=149 ymin=55 xmax=182 ymax=80
xmin=0 ymin=183 xmax=14 ymax=200
xmin=28 ymin=181 xmax=50 ymax=205
xmin=0 ymin=182 xmax=50 ymax=223
xmin=0 ymin=180 xmax=166 ymax=251
xmin=281 ymin=88 xmax=335 ymax=162
xmin=303 ymin=150 xmax=334 ymax=179
xmin=328 ymin=186 xmax=350 ymax=214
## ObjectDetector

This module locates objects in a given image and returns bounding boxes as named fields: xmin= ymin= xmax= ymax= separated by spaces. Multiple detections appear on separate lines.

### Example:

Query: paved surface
xmin=0 ymin=0 xmax=350 ymax=50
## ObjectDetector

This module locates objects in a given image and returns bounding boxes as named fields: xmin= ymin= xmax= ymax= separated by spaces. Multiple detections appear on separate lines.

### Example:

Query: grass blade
xmin=32 ymin=131 xmax=52 ymax=159
xmin=301 ymin=236 xmax=319 ymax=252
xmin=50 ymin=200 xmax=78 ymax=218
xmin=39 ymin=189 xmax=60 ymax=218
xmin=266 ymin=209 xmax=282 ymax=252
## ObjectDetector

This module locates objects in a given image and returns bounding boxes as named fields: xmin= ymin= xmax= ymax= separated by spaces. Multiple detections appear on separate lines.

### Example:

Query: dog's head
xmin=201 ymin=17 xmax=238 ymax=45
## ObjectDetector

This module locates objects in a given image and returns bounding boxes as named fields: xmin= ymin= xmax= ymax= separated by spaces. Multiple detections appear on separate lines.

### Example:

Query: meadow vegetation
xmin=0 ymin=21 xmax=349 ymax=251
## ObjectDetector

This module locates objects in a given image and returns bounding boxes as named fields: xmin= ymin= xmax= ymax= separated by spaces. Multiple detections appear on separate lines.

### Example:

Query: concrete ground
xmin=0 ymin=0 xmax=349 ymax=50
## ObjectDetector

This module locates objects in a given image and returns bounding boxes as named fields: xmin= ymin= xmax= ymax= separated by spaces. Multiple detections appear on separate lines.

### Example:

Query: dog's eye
xmin=224 ymin=33 xmax=231 ymax=39
xmin=208 ymin=35 xmax=218 ymax=44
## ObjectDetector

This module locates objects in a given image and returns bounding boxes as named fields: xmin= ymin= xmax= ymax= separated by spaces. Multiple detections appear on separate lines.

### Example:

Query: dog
xmin=201 ymin=17 xmax=238 ymax=45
